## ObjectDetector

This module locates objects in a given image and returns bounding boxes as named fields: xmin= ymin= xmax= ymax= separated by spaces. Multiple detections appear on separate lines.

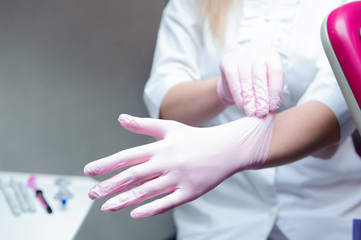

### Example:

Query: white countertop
xmin=0 ymin=171 xmax=98 ymax=240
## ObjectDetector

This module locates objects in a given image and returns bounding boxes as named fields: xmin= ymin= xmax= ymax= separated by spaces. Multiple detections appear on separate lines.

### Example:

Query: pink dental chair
xmin=321 ymin=1 xmax=361 ymax=134
xmin=321 ymin=2 xmax=361 ymax=239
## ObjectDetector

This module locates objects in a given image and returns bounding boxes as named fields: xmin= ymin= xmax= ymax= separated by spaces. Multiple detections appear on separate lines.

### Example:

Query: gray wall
xmin=0 ymin=0 xmax=175 ymax=239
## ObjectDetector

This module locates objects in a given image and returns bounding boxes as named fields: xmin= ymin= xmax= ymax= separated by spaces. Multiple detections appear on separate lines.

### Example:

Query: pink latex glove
xmin=84 ymin=113 xmax=275 ymax=218
xmin=217 ymin=44 xmax=284 ymax=117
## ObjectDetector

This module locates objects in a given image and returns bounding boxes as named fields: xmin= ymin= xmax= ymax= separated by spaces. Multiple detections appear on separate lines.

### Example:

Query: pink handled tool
xmin=27 ymin=175 xmax=52 ymax=214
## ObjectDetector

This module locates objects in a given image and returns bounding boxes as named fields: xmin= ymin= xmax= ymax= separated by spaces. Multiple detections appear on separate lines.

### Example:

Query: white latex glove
xmin=84 ymin=113 xmax=275 ymax=218
xmin=217 ymin=44 xmax=284 ymax=117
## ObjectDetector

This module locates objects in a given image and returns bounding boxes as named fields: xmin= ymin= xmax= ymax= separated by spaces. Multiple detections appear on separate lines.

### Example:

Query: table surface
xmin=0 ymin=171 xmax=98 ymax=240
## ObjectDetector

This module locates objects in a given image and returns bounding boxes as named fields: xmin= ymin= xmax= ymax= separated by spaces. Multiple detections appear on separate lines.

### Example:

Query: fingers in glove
xmin=219 ymin=55 xmax=243 ymax=108
xmin=84 ymin=141 xmax=161 ymax=176
xmin=130 ymin=189 xmax=184 ymax=218
xmin=267 ymin=49 xmax=284 ymax=113
xmin=118 ymin=114 xmax=172 ymax=140
xmin=100 ymin=174 xmax=175 ymax=213
xmin=88 ymin=161 xmax=164 ymax=200
xmin=238 ymin=60 xmax=256 ymax=117
xmin=252 ymin=58 xmax=270 ymax=118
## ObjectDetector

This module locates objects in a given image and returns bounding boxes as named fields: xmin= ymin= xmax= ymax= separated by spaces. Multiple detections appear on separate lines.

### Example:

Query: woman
xmin=85 ymin=0 xmax=361 ymax=239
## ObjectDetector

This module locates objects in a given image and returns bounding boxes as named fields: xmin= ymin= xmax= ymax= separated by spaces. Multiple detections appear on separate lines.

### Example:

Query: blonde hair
xmin=197 ymin=0 xmax=242 ymax=41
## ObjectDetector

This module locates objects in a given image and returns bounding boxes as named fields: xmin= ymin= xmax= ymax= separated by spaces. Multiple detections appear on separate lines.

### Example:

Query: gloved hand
xmin=217 ymin=44 xmax=285 ymax=117
xmin=84 ymin=113 xmax=275 ymax=218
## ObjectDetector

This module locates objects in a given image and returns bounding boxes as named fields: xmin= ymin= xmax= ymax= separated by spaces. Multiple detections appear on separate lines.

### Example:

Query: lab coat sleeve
xmin=143 ymin=0 xmax=202 ymax=119
xmin=297 ymin=51 xmax=356 ymax=146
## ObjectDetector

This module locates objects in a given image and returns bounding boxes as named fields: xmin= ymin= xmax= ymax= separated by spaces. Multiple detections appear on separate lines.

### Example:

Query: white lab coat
xmin=143 ymin=0 xmax=361 ymax=239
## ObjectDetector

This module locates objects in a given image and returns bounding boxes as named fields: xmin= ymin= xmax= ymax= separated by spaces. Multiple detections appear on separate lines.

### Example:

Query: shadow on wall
xmin=0 ymin=0 xmax=175 ymax=240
